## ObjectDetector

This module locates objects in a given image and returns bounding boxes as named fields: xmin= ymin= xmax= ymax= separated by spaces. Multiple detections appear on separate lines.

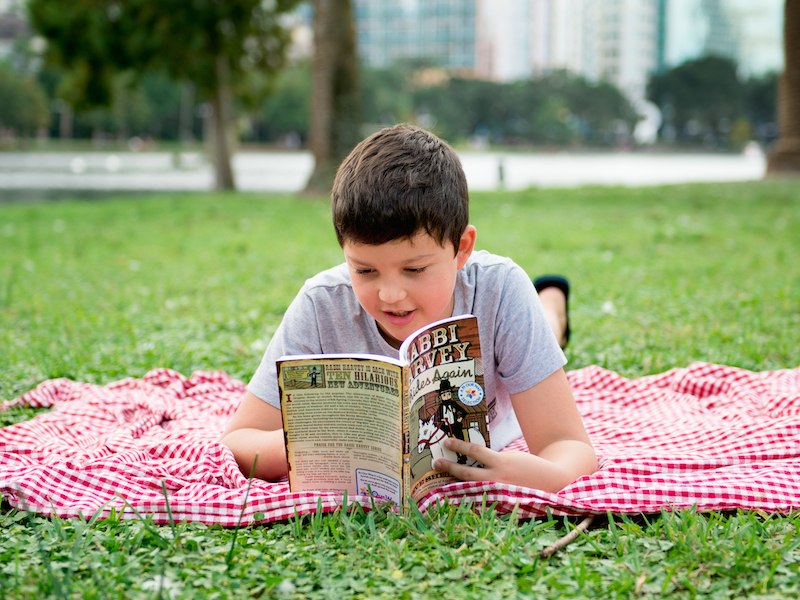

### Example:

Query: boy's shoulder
xmin=457 ymin=250 xmax=533 ymax=309
xmin=466 ymin=249 xmax=516 ymax=268
xmin=295 ymin=262 xmax=363 ymax=314
xmin=301 ymin=262 xmax=352 ymax=292
xmin=462 ymin=250 xmax=526 ymax=281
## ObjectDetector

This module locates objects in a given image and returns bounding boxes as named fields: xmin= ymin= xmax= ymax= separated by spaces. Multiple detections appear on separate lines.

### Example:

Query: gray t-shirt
xmin=248 ymin=250 xmax=567 ymax=450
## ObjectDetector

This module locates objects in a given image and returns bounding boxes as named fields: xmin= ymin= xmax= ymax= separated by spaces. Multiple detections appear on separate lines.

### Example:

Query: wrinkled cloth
xmin=2 ymin=362 xmax=799 ymax=525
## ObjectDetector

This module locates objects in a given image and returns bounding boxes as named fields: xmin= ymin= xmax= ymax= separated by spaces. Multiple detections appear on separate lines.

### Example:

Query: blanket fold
xmin=2 ymin=362 xmax=799 ymax=524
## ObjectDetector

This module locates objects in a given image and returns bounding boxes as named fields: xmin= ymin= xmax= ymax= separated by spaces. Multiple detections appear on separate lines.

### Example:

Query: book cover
xmin=277 ymin=314 xmax=489 ymax=507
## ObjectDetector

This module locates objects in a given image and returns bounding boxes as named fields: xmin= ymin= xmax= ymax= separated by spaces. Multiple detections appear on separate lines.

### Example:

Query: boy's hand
xmin=434 ymin=436 xmax=596 ymax=492
xmin=436 ymin=368 xmax=597 ymax=492
xmin=434 ymin=438 xmax=530 ymax=485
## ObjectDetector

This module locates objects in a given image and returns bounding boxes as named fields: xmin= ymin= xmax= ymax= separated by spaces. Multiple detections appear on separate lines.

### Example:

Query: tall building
xmin=353 ymin=0 xmax=477 ymax=71
xmin=546 ymin=0 xmax=598 ymax=78
xmin=475 ymin=0 xmax=535 ymax=81
xmin=352 ymin=0 xmax=661 ymax=103
xmin=598 ymin=0 xmax=660 ymax=103
xmin=529 ymin=0 xmax=660 ymax=103
xmin=349 ymin=0 xmax=781 ymax=103
xmin=663 ymin=0 xmax=783 ymax=76
xmin=0 ymin=0 xmax=26 ymax=61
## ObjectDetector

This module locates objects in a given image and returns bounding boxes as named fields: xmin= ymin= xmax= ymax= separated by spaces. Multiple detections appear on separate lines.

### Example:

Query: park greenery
xmin=1 ymin=29 xmax=779 ymax=153
xmin=647 ymin=55 xmax=779 ymax=149
xmin=0 ymin=61 xmax=49 ymax=135
xmin=24 ymin=0 xmax=302 ymax=188
xmin=1 ymin=180 xmax=799 ymax=597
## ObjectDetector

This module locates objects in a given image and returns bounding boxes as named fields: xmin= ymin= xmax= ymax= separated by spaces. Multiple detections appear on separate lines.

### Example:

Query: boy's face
xmin=343 ymin=226 xmax=476 ymax=348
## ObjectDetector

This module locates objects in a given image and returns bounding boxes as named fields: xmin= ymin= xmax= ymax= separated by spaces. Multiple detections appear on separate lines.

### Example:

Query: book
xmin=277 ymin=314 xmax=490 ymax=506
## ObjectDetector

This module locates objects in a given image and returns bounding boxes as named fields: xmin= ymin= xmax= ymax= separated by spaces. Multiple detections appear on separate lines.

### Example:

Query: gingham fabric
xmin=2 ymin=362 xmax=799 ymax=524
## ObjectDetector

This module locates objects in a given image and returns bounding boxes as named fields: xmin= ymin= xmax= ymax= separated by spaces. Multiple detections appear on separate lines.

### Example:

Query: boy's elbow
xmin=569 ymin=441 xmax=598 ymax=483
xmin=219 ymin=427 xmax=289 ymax=482
xmin=549 ymin=440 xmax=597 ymax=491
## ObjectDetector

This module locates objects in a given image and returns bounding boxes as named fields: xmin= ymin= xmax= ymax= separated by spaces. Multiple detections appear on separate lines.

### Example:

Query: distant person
xmin=220 ymin=124 xmax=596 ymax=492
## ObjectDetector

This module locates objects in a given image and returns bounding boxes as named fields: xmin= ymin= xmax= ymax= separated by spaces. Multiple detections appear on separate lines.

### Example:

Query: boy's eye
xmin=353 ymin=268 xmax=374 ymax=275
xmin=405 ymin=267 xmax=427 ymax=274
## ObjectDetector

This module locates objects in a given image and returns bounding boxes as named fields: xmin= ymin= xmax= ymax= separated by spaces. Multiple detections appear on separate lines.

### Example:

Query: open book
xmin=277 ymin=314 xmax=489 ymax=506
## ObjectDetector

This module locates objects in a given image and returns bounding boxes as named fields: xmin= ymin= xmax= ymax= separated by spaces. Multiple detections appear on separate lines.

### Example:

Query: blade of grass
xmin=226 ymin=453 xmax=258 ymax=566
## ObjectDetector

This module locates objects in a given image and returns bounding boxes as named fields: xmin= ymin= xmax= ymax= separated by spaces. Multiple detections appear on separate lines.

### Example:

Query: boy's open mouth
xmin=384 ymin=309 xmax=416 ymax=325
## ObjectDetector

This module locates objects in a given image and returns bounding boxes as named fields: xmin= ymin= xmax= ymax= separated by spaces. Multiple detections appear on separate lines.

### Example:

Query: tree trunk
xmin=58 ymin=102 xmax=73 ymax=140
xmin=767 ymin=0 xmax=800 ymax=174
xmin=179 ymin=82 xmax=196 ymax=145
xmin=211 ymin=56 xmax=236 ymax=190
xmin=303 ymin=0 xmax=361 ymax=195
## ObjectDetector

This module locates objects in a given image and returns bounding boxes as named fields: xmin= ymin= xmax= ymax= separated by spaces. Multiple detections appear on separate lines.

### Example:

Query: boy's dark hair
xmin=331 ymin=124 xmax=469 ymax=251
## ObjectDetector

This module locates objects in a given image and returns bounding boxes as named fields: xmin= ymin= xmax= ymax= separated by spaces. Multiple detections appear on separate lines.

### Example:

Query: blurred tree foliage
xmin=647 ymin=55 xmax=779 ymax=148
xmin=250 ymin=62 xmax=311 ymax=145
xmin=0 ymin=62 xmax=50 ymax=134
xmin=413 ymin=71 xmax=637 ymax=146
xmin=27 ymin=65 xmax=183 ymax=142
xmin=5 ymin=40 xmax=779 ymax=153
xmin=27 ymin=0 xmax=301 ymax=189
xmin=71 ymin=72 xmax=183 ymax=141
xmin=253 ymin=63 xmax=638 ymax=148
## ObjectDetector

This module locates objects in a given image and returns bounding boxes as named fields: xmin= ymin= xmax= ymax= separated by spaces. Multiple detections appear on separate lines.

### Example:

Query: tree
xmin=411 ymin=72 xmax=635 ymax=147
xmin=304 ymin=0 xmax=361 ymax=195
xmin=360 ymin=63 xmax=416 ymax=126
xmin=0 ymin=62 xmax=50 ymax=135
xmin=647 ymin=56 xmax=744 ymax=142
xmin=29 ymin=0 xmax=301 ymax=189
xmin=744 ymin=73 xmax=779 ymax=143
xmin=258 ymin=62 xmax=311 ymax=143
xmin=767 ymin=0 xmax=800 ymax=174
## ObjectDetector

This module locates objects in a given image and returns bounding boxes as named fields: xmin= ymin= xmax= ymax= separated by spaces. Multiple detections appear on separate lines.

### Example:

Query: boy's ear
xmin=455 ymin=225 xmax=477 ymax=269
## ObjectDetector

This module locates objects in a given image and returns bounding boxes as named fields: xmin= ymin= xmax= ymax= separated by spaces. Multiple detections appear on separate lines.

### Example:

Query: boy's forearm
xmin=219 ymin=428 xmax=289 ymax=481
xmin=496 ymin=440 xmax=596 ymax=492
xmin=529 ymin=439 xmax=597 ymax=492
xmin=437 ymin=436 xmax=596 ymax=492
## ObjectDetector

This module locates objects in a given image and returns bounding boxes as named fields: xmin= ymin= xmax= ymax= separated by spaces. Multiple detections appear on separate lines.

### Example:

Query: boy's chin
xmin=376 ymin=322 xmax=408 ymax=349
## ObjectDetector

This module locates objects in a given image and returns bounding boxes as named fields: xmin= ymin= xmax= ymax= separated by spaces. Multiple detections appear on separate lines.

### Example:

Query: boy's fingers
xmin=435 ymin=458 xmax=485 ymax=481
xmin=444 ymin=438 xmax=495 ymax=463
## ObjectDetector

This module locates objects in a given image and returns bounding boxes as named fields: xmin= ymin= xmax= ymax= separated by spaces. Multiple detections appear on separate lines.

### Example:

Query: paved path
xmin=0 ymin=149 xmax=767 ymax=195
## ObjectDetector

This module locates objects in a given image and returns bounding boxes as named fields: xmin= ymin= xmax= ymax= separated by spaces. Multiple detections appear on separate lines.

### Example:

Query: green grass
xmin=1 ymin=181 xmax=800 ymax=598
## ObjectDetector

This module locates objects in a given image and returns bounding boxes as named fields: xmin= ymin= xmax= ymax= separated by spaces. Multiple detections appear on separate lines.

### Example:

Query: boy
xmin=220 ymin=125 xmax=596 ymax=492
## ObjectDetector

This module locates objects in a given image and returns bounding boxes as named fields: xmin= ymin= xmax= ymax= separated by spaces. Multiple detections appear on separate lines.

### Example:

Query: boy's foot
xmin=534 ymin=275 xmax=570 ymax=348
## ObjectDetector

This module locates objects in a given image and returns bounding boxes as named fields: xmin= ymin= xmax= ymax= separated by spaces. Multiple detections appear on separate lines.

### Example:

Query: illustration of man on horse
xmin=436 ymin=379 xmax=469 ymax=464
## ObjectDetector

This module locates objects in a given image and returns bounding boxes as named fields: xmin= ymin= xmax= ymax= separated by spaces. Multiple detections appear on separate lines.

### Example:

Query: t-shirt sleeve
xmin=247 ymin=288 xmax=322 ymax=409
xmin=493 ymin=263 xmax=567 ymax=394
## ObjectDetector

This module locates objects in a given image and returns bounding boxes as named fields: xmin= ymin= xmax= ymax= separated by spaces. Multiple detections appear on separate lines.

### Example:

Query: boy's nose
xmin=378 ymin=281 xmax=407 ymax=304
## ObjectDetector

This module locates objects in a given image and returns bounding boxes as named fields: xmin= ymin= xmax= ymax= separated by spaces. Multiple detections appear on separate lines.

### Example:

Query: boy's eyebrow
xmin=401 ymin=253 xmax=437 ymax=264
xmin=346 ymin=252 xmax=437 ymax=267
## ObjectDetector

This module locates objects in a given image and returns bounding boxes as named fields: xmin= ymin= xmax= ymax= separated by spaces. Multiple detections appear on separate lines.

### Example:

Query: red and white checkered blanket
xmin=2 ymin=362 xmax=799 ymax=524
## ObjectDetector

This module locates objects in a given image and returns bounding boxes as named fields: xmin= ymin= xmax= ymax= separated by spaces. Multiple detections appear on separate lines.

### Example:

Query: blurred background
xmin=0 ymin=0 xmax=790 ymax=194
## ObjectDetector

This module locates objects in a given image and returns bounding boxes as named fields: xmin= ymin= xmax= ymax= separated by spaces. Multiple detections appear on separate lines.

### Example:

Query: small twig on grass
xmin=538 ymin=515 xmax=595 ymax=558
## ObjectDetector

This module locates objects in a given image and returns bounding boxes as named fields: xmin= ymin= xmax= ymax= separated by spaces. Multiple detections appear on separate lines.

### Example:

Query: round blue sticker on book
xmin=458 ymin=382 xmax=484 ymax=407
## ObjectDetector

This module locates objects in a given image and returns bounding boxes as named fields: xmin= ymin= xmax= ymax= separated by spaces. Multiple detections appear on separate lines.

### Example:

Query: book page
xmin=279 ymin=357 xmax=404 ymax=505
xmin=401 ymin=315 xmax=490 ymax=503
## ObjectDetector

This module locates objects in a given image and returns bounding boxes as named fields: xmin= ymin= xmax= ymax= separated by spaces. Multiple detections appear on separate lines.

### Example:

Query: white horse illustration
xmin=416 ymin=414 xmax=487 ymax=471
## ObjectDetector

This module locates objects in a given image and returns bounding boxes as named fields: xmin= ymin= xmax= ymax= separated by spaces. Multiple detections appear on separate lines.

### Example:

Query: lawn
xmin=1 ymin=180 xmax=799 ymax=598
